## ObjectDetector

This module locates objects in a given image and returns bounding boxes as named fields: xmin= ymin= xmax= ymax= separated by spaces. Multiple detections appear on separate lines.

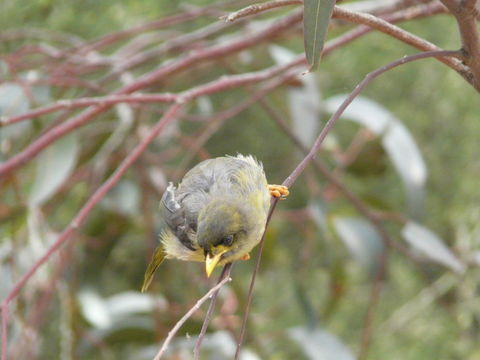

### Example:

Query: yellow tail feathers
xmin=141 ymin=246 xmax=166 ymax=292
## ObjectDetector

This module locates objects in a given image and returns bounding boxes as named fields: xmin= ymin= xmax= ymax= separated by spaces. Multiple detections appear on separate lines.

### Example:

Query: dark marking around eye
xmin=221 ymin=234 xmax=234 ymax=247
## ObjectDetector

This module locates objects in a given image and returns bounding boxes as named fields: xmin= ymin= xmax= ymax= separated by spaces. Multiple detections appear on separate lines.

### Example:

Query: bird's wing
xmin=160 ymin=182 xmax=197 ymax=250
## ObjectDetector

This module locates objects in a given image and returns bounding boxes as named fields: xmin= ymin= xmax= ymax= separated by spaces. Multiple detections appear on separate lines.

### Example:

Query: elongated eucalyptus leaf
xmin=288 ymin=327 xmax=355 ymax=360
xmin=28 ymin=133 xmax=79 ymax=206
xmin=303 ymin=0 xmax=335 ymax=71
xmin=402 ymin=221 xmax=465 ymax=273
xmin=0 ymin=83 xmax=31 ymax=141
xmin=332 ymin=217 xmax=384 ymax=273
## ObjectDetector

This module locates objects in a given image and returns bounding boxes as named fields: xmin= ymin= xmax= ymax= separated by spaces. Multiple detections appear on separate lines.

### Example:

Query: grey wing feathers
xmin=160 ymin=182 xmax=196 ymax=250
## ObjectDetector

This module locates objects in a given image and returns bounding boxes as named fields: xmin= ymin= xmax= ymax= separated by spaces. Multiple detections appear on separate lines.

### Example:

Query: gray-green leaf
xmin=303 ymin=0 xmax=335 ymax=71
xmin=28 ymin=133 xmax=79 ymax=206
xmin=333 ymin=217 xmax=384 ymax=273
xmin=401 ymin=221 xmax=465 ymax=273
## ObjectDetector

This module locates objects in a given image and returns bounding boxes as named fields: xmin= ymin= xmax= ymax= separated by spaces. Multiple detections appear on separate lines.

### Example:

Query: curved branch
xmin=440 ymin=0 xmax=480 ymax=90
xmin=234 ymin=49 xmax=461 ymax=358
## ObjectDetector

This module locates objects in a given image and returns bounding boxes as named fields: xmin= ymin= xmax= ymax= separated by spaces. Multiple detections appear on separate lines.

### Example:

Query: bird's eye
xmin=221 ymin=235 xmax=234 ymax=247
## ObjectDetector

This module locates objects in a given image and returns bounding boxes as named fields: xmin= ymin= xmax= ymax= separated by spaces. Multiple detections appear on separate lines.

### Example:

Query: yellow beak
xmin=205 ymin=251 xmax=225 ymax=278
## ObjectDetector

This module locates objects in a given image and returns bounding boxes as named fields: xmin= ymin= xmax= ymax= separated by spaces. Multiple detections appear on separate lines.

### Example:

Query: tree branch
xmin=193 ymin=263 xmax=233 ymax=359
xmin=153 ymin=274 xmax=232 ymax=360
xmin=332 ymin=6 xmax=470 ymax=80
xmin=223 ymin=0 xmax=301 ymax=22
xmin=440 ymin=0 xmax=480 ymax=90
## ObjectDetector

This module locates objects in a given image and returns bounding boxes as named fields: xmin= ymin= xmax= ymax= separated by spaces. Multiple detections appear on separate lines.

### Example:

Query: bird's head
xmin=197 ymin=198 xmax=254 ymax=277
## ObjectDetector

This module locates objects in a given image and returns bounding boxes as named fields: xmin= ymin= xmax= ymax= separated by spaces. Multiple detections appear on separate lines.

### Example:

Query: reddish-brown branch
xmin=440 ymin=0 xmax=480 ymax=90
xmin=0 ymin=9 xmax=303 ymax=179
xmin=223 ymin=0 xmax=301 ymax=22
xmin=104 ymin=20 xmax=239 ymax=80
xmin=332 ymin=6 xmax=469 ymax=79
xmin=1 ymin=1 xmax=448 ymax=130
xmin=73 ymin=2 xmax=226 ymax=54
xmin=0 ymin=94 xmax=177 ymax=127
xmin=1 ymin=2 xmax=472 ymax=179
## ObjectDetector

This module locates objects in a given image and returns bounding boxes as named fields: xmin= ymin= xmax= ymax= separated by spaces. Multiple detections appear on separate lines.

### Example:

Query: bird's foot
xmin=240 ymin=253 xmax=250 ymax=261
xmin=268 ymin=184 xmax=289 ymax=199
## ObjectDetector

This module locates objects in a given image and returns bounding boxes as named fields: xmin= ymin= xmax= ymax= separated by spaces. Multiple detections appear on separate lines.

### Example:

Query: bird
xmin=141 ymin=154 xmax=289 ymax=292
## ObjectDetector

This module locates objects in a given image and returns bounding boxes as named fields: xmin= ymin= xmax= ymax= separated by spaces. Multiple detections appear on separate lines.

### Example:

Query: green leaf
xmin=332 ymin=217 xmax=384 ymax=273
xmin=303 ymin=0 xmax=335 ymax=71
xmin=401 ymin=221 xmax=465 ymax=273
xmin=288 ymin=326 xmax=355 ymax=360
xmin=0 ymin=83 xmax=31 ymax=141
xmin=101 ymin=179 xmax=140 ymax=216
xmin=28 ymin=133 xmax=79 ymax=206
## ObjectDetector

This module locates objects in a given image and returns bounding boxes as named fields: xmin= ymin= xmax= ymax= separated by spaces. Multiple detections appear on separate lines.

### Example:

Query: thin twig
xmin=358 ymin=249 xmax=389 ymax=360
xmin=331 ymin=6 xmax=469 ymax=79
xmin=0 ymin=94 xmax=177 ymax=127
xmin=223 ymin=0 xmax=301 ymax=22
xmin=193 ymin=263 xmax=233 ymax=359
xmin=1 ymin=305 xmax=8 ymax=360
xmin=234 ymin=199 xmax=279 ymax=360
xmin=153 ymin=275 xmax=232 ymax=360
xmin=234 ymin=49 xmax=461 ymax=357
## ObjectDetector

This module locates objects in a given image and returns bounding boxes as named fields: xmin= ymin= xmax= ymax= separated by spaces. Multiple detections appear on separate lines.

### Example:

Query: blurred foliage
xmin=1 ymin=1 xmax=480 ymax=360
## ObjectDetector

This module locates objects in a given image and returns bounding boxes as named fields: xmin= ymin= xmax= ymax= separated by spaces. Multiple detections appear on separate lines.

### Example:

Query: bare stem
xmin=358 ymin=249 xmax=389 ymax=360
xmin=223 ymin=0 xmax=302 ymax=22
xmin=193 ymin=263 xmax=233 ymax=359
xmin=332 ymin=6 xmax=469 ymax=80
xmin=153 ymin=275 xmax=232 ymax=360
xmin=234 ymin=199 xmax=279 ymax=360
xmin=1 ymin=305 xmax=8 ymax=360
xmin=0 ymin=94 xmax=177 ymax=127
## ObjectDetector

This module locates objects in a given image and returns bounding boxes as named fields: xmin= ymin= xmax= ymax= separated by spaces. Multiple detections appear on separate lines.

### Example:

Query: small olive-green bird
xmin=141 ymin=154 xmax=288 ymax=291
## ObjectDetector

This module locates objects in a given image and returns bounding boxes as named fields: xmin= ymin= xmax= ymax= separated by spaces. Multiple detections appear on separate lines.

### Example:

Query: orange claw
xmin=240 ymin=253 xmax=250 ymax=261
xmin=268 ymin=184 xmax=289 ymax=199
